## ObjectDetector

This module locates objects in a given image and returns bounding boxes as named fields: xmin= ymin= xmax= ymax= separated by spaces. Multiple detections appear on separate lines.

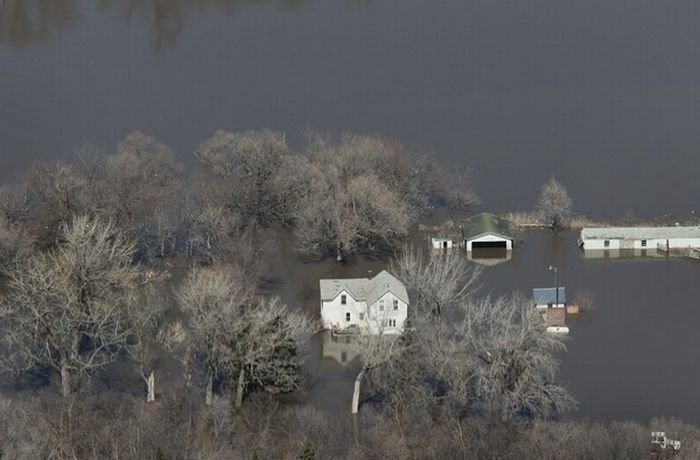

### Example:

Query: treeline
xmin=0 ymin=131 xmax=696 ymax=459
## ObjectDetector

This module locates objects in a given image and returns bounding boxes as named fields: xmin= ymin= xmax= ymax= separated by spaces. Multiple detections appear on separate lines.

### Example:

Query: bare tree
xmin=0 ymin=216 xmax=147 ymax=402
xmin=177 ymin=265 xmax=256 ymax=406
xmin=349 ymin=334 xmax=403 ymax=414
xmin=221 ymin=296 xmax=316 ymax=409
xmin=177 ymin=266 xmax=315 ymax=408
xmin=391 ymin=244 xmax=481 ymax=318
xmin=296 ymin=166 xmax=411 ymax=261
xmin=195 ymin=130 xmax=301 ymax=226
xmin=445 ymin=295 xmax=577 ymax=421
xmin=101 ymin=131 xmax=181 ymax=241
xmin=536 ymin=177 xmax=573 ymax=229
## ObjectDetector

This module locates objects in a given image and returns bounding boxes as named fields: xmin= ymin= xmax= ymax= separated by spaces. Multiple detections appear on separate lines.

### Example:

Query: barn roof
xmin=580 ymin=226 xmax=700 ymax=241
xmin=462 ymin=213 xmax=513 ymax=241
xmin=319 ymin=270 xmax=409 ymax=305
xmin=533 ymin=287 xmax=567 ymax=304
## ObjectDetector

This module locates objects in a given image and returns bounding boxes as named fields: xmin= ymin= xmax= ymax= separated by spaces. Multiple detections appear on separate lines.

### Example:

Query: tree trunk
xmin=205 ymin=369 xmax=214 ymax=406
xmin=60 ymin=362 xmax=72 ymax=400
xmin=351 ymin=367 xmax=366 ymax=414
xmin=336 ymin=241 xmax=343 ymax=262
xmin=235 ymin=368 xmax=245 ymax=409
xmin=147 ymin=371 xmax=155 ymax=402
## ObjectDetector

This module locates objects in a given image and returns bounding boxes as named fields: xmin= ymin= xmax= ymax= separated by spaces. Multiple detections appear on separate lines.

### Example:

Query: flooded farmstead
xmin=2 ymin=0 xmax=700 ymax=458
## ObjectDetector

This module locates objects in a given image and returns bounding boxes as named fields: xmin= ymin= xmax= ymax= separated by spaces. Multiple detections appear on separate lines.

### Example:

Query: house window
xmin=393 ymin=300 xmax=399 ymax=310
xmin=341 ymin=295 xmax=347 ymax=305
xmin=604 ymin=240 xmax=610 ymax=248
xmin=389 ymin=319 xmax=396 ymax=327
xmin=379 ymin=300 xmax=384 ymax=311
xmin=641 ymin=240 xmax=647 ymax=247
xmin=345 ymin=312 xmax=351 ymax=322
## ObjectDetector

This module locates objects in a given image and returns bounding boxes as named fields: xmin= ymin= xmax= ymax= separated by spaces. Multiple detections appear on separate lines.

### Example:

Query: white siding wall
xmin=583 ymin=237 xmax=700 ymax=250
xmin=431 ymin=238 xmax=453 ymax=249
xmin=321 ymin=290 xmax=367 ymax=330
xmin=466 ymin=234 xmax=513 ymax=252
xmin=366 ymin=292 xmax=408 ymax=335
xmin=321 ymin=291 xmax=408 ymax=335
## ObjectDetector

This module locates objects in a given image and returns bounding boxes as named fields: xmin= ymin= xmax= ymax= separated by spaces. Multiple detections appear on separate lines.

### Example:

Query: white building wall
xmin=466 ymin=234 xmax=513 ymax=252
xmin=321 ymin=290 xmax=367 ymax=330
xmin=431 ymin=238 xmax=453 ymax=249
xmin=321 ymin=291 xmax=408 ymax=335
xmin=582 ymin=237 xmax=700 ymax=251
xmin=366 ymin=292 xmax=408 ymax=335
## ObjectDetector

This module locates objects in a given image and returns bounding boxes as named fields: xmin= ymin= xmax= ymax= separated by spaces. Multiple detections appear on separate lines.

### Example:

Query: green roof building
xmin=461 ymin=212 xmax=514 ymax=252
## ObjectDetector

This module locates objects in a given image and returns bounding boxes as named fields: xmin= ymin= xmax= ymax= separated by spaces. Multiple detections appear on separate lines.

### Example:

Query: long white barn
xmin=319 ymin=270 xmax=409 ymax=335
xmin=578 ymin=226 xmax=700 ymax=251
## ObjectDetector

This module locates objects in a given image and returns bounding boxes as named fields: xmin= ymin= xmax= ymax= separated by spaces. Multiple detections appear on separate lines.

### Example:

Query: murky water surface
xmin=272 ymin=231 xmax=700 ymax=423
xmin=2 ymin=0 xmax=700 ymax=422
xmin=3 ymin=0 xmax=700 ymax=217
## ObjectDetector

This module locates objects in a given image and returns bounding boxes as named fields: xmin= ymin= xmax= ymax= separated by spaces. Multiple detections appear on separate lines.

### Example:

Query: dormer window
xmin=341 ymin=295 xmax=347 ymax=305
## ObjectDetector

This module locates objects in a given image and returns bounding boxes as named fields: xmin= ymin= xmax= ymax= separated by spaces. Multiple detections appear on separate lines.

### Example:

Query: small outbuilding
xmin=461 ymin=213 xmax=514 ymax=252
xmin=533 ymin=287 xmax=566 ymax=309
xmin=533 ymin=288 xmax=568 ymax=334
xmin=431 ymin=237 xmax=454 ymax=250
xmin=578 ymin=226 xmax=700 ymax=252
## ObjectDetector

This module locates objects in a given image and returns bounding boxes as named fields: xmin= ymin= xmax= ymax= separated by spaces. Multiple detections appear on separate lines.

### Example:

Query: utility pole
xmin=548 ymin=265 xmax=558 ymax=306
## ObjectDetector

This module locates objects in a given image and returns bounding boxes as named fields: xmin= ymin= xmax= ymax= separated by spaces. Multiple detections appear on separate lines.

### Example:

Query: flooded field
xmin=2 ymin=0 xmax=700 ymax=426
xmin=3 ymin=0 xmax=700 ymax=217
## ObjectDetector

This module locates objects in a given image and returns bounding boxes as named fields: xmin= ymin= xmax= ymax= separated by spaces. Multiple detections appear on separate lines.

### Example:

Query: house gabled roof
xmin=533 ymin=287 xmax=566 ymax=304
xmin=366 ymin=270 xmax=409 ymax=306
xmin=462 ymin=212 xmax=513 ymax=241
xmin=319 ymin=270 xmax=409 ymax=305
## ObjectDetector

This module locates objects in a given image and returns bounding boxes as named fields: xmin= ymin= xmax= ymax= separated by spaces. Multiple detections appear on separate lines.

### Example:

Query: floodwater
xmin=2 ymin=0 xmax=700 ymax=218
xmin=271 ymin=230 xmax=700 ymax=424
xmin=3 ymin=0 xmax=700 ymax=423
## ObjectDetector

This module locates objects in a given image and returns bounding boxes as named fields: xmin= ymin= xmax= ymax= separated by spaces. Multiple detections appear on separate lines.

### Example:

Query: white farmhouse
xmin=578 ymin=227 xmax=700 ymax=252
xmin=319 ymin=270 xmax=409 ymax=335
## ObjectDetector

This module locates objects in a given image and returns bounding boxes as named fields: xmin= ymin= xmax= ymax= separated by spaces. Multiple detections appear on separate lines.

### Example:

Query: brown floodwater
xmin=2 ymin=0 xmax=700 ymax=423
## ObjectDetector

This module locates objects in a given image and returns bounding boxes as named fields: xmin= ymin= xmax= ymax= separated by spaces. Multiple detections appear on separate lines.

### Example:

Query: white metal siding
xmin=321 ymin=291 xmax=407 ymax=335
xmin=582 ymin=237 xmax=700 ymax=250
xmin=466 ymin=234 xmax=513 ymax=252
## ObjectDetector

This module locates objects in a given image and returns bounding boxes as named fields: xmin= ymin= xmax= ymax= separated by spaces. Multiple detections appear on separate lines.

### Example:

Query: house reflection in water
xmin=581 ymin=249 xmax=667 ymax=260
xmin=321 ymin=332 xmax=362 ymax=367
xmin=467 ymin=247 xmax=512 ymax=266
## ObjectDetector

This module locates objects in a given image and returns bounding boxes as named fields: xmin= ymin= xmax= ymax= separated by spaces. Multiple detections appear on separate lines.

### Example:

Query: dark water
xmin=3 ymin=0 xmax=700 ymax=217
xmin=3 ymin=0 xmax=700 ymax=422
xmin=270 ymin=230 xmax=700 ymax=423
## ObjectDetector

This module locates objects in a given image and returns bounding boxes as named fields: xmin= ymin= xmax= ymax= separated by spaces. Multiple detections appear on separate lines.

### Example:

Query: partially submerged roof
xmin=319 ymin=270 xmax=409 ymax=305
xmin=462 ymin=212 xmax=513 ymax=241
xmin=533 ymin=287 xmax=566 ymax=304
xmin=580 ymin=226 xmax=700 ymax=240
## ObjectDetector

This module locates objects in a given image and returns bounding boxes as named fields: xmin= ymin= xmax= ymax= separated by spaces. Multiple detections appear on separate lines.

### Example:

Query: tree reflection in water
xmin=0 ymin=0 xmax=79 ymax=46
xmin=0 ymin=0 xmax=317 ymax=49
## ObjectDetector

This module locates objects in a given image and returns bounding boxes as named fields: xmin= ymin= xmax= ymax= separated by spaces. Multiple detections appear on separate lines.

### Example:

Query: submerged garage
xmin=462 ymin=213 xmax=514 ymax=252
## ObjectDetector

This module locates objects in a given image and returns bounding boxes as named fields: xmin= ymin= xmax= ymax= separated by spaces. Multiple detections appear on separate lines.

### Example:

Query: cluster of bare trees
xmin=0 ymin=129 xmax=686 ymax=459
xmin=344 ymin=247 xmax=576 ymax=427
xmin=0 ymin=128 xmax=482 ymax=458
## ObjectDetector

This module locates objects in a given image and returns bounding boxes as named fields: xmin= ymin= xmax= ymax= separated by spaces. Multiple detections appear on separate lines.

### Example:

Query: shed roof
xmin=533 ymin=287 xmax=566 ymax=304
xmin=462 ymin=212 xmax=513 ymax=241
xmin=319 ymin=270 xmax=409 ymax=305
xmin=580 ymin=226 xmax=700 ymax=241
